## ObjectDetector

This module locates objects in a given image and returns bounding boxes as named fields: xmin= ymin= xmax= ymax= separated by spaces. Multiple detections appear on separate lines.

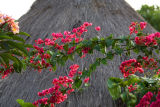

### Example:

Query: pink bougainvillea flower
xmin=50 ymin=104 xmax=55 ymax=107
xmin=136 ymin=92 xmax=153 ymax=107
xmin=95 ymin=26 xmax=101 ymax=31
xmin=84 ymin=77 xmax=90 ymax=83
xmin=128 ymin=84 xmax=137 ymax=92
xmin=78 ymin=71 xmax=82 ymax=75
xmin=69 ymin=64 xmax=79 ymax=71
xmin=140 ymin=22 xmax=147 ymax=30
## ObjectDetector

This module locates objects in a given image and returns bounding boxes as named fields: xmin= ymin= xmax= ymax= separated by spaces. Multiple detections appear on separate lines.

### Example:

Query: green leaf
xmin=34 ymin=55 xmax=41 ymax=61
xmin=127 ymin=93 xmax=137 ymax=106
xmin=91 ymin=37 xmax=99 ymax=42
xmin=22 ymin=60 xmax=27 ymax=71
xmin=10 ymin=35 xmax=25 ymax=43
xmin=82 ymin=70 xmax=91 ymax=78
xmin=105 ymin=34 xmax=114 ymax=47
xmin=0 ymin=54 xmax=9 ymax=66
xmin=10 ymin=49 xmax=23 ymax=57
xmin=141 ymin=77 xmax=157 ymax=84
xmin=155 ymin=49 xmax=159 ymax=54
xmin=94 ymin=45 xmax=100 ymax=51
xmin=101 ymin=58 xmax=107 ymax=65
xmin=106 ymin=51 xmax=114 ymax=60
xmin=119 ymin=35 xmax=128 ymax=43
xmin=6 ymin=41 xmax=28 ymax=56
xmin=109 ymin=77 xmax=123 ymax=84
xmin=108 ymin=85 xmax=121 ymax=100
xmin=107 ymin=78 xmax=122 ymax=88
xmin=130 ymin=41 xmax=135 ymax=47
xmin=112 ymin=40 xmax=118 ymax=49
xmin=123 ymin=75 xmax=140 ymax=86
xmin=114 ymin=47 xmax=123 ymax=55
xmin=16 ymin=99 xmax=24 ymax=106
xmin=82 ymin=40 xmax=92 ymax=47
xmin=95 ymin=58 xmax=101 ymax=66
xmin=100 ymin=47 xmax=106 ymax=54
xmin=68 ymin=54 xmax=74 ymax=61
xmin=52 ymin=65 xmax=57 ymax=72
xmin=47 ymin=50 xmax=54 ymax=56
xmin=107 ymin=77 xmax=123 ymax=100
xmin=0 ymin=56 xmax=5 ymax=65
xmin=105 ymin=39 xmax=113 ymax=47
xmin=18 ymin=32 xmax=31 ymax=37
xmin=24 ymin=44 xmax=33 ymax=48
xmin=63 ymin=44 xmax=69 ymax=51
xmin=0 ymin=42 xmax=11 ymax=50
xmin=16 ymin=99 xmax=35 ymax=107
xmin=120 ymin=92 xmax=127 ymax=102
xmin=0 ymin=53 xmax=23 ymax=73
xmin=89 ymin=63 xmax=97 ymax=72
xmin=0 ymin=33 xmax=12 ymax=39
xmin=59 ymin=56 xmax=68 ymax=66
xmin=74 ymin=76 xmax=82 ymax=89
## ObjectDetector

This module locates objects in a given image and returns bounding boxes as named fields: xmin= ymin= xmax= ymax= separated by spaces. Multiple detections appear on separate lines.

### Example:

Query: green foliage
xmin=73 ymin=76 xmax=82 ymax=89
xmin=107 ymin=75 xmax=160 ymax=106
xmin=107 ymin=78 xmax=122 ymax=100
xmin=10 ymin=21 xmax=160 ymax=107
xmin=16 ymin=99 xmax=35 ymax=107
xmin=0 ymin=31 xmax=30 ymax=74
xmin=137 ymin=5 xmax=160 ymax=31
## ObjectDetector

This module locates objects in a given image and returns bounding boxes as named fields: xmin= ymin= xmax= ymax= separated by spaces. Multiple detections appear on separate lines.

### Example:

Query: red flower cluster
xmin=142 ymin=56 xmax=158 ymax=70
xmin=68 ymin=64 xmax=79 ymax=77
xmin=33 ymin=64 xmax=91 ymax=107
xmin=30 ymin=22 xmax=95 ymax=72
xmin=150 ymin=92 xmax=160 ymax=107
xmin=157 ymin=69 xmax=160 ymax=75
xmin=33 ymin=76 xmax=74 ymax=106
xmin=29 ymin=48 xmax=51 ymax=72
xmin=67 ymin=46 xmax=75 ymax=54
xmin=136 ymin=92 xmax=153 ymax=107
xmin=140 ymin=22 xmax=147 ymax=30
xmin=129 ymin=22 xmax=147 ymax=35
xmin=129 ymin=22 xmax=138 ymax=35
xmin=135 ymin=32 xmax=160 ymax=46
xmin=51 ymin=21 xmax=92 ymax=49
xmin=84 ymin=77 xmax=90 ymax=83
xmin=119 ymin=59 xmax=143 ymax=78
xmin=95 ymin=26 xmax=101 ymax=31
xmin=128 ymin=83 xmax=137 ymax=92
xmin=0 ymin=64 xmax=14 ymax=79
xmin=81 ymin=47 xmax=90 ymax=58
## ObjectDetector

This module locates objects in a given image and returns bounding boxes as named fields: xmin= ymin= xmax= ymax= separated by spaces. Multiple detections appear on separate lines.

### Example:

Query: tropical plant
xmin=137 ymin=5 xmax=160 ymax=32
xmin=12 ymin=22 xmax=160 ymax=107
xmin=0 ymin=13 xmax=31 ymax=78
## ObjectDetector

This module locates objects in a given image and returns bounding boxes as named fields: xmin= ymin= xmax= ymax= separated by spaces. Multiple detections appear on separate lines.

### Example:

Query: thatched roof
xmin=0 ymin=0 xmax=156 ymax=107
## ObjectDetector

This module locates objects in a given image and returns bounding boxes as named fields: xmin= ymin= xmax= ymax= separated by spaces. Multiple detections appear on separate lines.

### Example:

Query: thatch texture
xmin=0 ymin=0 xmax=156 ymax=107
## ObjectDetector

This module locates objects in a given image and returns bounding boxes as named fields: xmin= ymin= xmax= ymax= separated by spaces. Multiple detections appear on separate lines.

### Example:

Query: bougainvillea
xmin=0 ymin=19 xmax=158 ymax=107
xmin=128 ymin=83 xmax=137 ymax=92
xmin=119 ymin=59 xmax=143 ymax=78
xmin=0 ymin=64 xmax=14 ymax=79
xmin=135 ymin=32 xmax=160 ymax=46
xmin=150 ymin=92 xmax=160 ymax=107
xmin=25 ymin=22 xmax=94 ymax=73
xmin=32 ymin=64 xmax=90 ymax=107
xmin=136 ymin=92 xmax=153 ymax=107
